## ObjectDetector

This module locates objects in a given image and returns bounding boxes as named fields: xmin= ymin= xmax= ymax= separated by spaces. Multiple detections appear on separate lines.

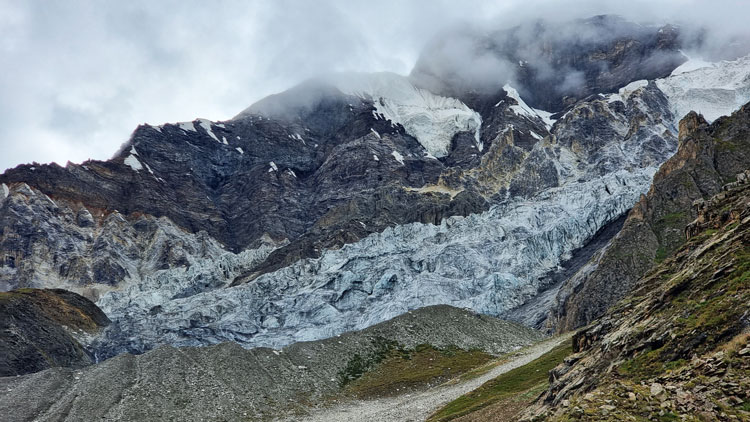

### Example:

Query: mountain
xmin=1 ymin=15 xmax=749 ymax=371
xmin=548 ymin=90 xmax=750 ymax=333
xmin=521 ymin=106 xmax=750 ymax=421
xmin=411 ymin=15 xmax=684 ymax=111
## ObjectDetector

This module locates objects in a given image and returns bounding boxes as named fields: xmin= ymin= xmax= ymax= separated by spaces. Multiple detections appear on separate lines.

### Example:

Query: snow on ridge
xmin=656 ymin=53 xmax=750 ymax=123
xmin=504 ymin=84 xmax=557 ymax=129
xmin=198 ymin=119 xmax=221 ymax=143
xmin=124 ymin=154 xmax=143 ymax=172
xmin=178 ymin=122 xmax=196 ymax=132
xmin=671 ymin=52 xmax=715 ymax=76
xmin=332 ymin=72 xmax=483 ymax=158
xmin=391 ymin=150 xmax=405 ymax=165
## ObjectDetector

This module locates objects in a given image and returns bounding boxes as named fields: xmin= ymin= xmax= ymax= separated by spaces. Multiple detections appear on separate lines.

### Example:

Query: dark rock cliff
xmin=0 ymin=288 xmax=109 ymax=376
xmin=548 ymin=103 xmax=750 ymax=333
xmin=524 ymin=167 xmax=750 ymax=421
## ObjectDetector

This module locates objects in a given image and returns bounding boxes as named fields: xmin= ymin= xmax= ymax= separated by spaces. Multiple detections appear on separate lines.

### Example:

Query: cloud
xmin=0 ymin=0 xmax=748 ymax=172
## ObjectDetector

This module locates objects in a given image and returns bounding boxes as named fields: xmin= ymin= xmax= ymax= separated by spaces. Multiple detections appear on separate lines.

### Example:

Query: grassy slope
xmin=428 ymin=339 xmax=573 ymax=422
xmin=341 ymin=344 xmax=495 ymax=399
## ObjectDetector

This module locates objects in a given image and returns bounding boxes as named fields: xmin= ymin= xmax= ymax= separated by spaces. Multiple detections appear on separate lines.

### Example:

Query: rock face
xmin=0 ymin=288 xmax=109 ymax=376
xmin=522 ymin=160 xmax=750 ymax=421
xmin=548 ymin=101 xmax=750 ymax=333
xmin=0 ymin=305 xmax=544 ymax=422
xmin=1 ymin=16 xmax=749 ymax=359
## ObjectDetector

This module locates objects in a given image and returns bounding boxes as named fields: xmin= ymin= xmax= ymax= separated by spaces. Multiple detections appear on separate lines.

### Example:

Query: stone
xmin=651 ymin=383 xmax=665 ymax=396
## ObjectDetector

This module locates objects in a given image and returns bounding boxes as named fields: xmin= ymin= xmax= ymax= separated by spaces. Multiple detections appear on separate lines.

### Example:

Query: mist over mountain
xmin=1 ymin=4 xmax=750 ymax=422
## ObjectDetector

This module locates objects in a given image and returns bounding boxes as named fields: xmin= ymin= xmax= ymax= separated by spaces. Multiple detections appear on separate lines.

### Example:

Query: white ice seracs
xmin=332 ymin=72 xmax=483 ymax=157
xmin=99 ymin=166 xmax=655 ymax=351
xmin=656 ymin=54 xmax=750 ymax=123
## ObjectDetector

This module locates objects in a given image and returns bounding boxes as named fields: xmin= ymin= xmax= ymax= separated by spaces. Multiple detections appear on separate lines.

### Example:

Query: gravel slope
xmin=280 ymin=334 xmax=572 ymax=422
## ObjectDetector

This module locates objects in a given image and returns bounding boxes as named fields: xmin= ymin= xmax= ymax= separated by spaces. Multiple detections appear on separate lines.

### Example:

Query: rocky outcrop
xmin=548 ymin=102 xmax=750 ymax=332
xmin=523 ymin=174 xmax=750 ymax=421
xmin=0 ymin=305 xmax=544 ymax=422
xmin=0 ymin=288 xmax=109 ymax=376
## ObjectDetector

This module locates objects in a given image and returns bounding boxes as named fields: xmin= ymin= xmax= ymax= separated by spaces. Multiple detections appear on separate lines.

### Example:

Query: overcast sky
xmin=1 ymin=0 xmax=748 ymax=172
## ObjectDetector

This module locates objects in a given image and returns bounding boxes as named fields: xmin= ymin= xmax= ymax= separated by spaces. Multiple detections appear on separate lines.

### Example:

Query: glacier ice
xmin=95 ymin=167 xmax=656 ymax=354
xmin=656 ymin=54 xmax=750 ymax=123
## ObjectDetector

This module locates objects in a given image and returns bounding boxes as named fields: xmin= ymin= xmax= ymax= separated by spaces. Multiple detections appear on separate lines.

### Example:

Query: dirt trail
xmin=280 ymin=334 xmax=572 ymax=422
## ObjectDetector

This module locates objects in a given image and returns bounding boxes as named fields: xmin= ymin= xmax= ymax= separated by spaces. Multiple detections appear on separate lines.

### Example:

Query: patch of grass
xmin=343 ymin=344 xmax=493 ymax=399
xmin=659 ymin=412 xmax=679 ymax=421
xmin=654 ymin=246 xmax=669 ymax=263
xmin=428 ymin=338 xmax=573 ymax=422
xmin=337 ymin=336 xmax=401 ymax=387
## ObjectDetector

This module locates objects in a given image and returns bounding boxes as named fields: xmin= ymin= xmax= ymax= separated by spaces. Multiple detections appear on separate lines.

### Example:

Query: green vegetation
xmin=654 ymin=246 xmax=669 ymax=263
xmin=428 ymin=339 xmax=573 ymax=422
xmin=342 ymin=344 xmax=494 ymax=399
xmin=337 ymin=336 xmax=401 ymax=387
xmin=616 ymin=242 xmax=750 ymax=381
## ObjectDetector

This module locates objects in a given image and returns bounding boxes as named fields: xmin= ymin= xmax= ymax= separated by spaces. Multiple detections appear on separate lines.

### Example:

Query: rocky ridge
xmin=522 ymin=108 xmax=750 ymax=421
xmin=548 ymin=101 xmax=750 ymax=333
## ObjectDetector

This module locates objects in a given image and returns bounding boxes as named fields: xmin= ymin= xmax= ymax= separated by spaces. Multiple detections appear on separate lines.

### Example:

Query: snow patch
xmin=373 ymin=154 xmax=379 ymax=161
xmin=269 ymin=161 xmax=278 ymax=172
xmin=197 ymin=119 xmax=221 ymax=143
xmin=332 ymin=72 xmax=482 ymax=157
xmin=124 ymin=155 xmax=143 ymax=172
xmin=1 ymin=183 xmax=8 ymax=199
xmin=671 ymin=52 xmax=715 ymax=76
xmin=222 ymin=136 xmax=228 ymax=145
xmin=529 ymin=131 xmax=543 ymax=141
xmin=504 ymin=84 xmax=557 ymax=130
xmin=370 ymin=128 xmax=381 ymax=139
xmin=391 ymin=150 xmax=405 ymax=165
xmin=236 ymin=147 xmax=244 ymax=154
xmin=178 ymin=122 xmax=196 ymax=132
xmin=620 ymin=80 xmax=648 ymax=98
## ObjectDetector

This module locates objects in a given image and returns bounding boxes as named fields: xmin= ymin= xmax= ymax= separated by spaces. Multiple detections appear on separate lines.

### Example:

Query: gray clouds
xmin=0 ymin=0 xmax=748 ymax=171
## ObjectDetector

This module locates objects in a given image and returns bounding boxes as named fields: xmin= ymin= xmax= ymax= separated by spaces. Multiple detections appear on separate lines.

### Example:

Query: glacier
xmin=92 ymin=78 xmax=684 ymax=355
xmin=656 ymin=54 xmax=750 ymax=123
xmin=93 ymin=166 xmax=655 ymax=355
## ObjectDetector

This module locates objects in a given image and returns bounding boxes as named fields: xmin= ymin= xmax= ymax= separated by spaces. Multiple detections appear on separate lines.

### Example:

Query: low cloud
xmin=0 ymin=0 xmax=748 ymax=171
